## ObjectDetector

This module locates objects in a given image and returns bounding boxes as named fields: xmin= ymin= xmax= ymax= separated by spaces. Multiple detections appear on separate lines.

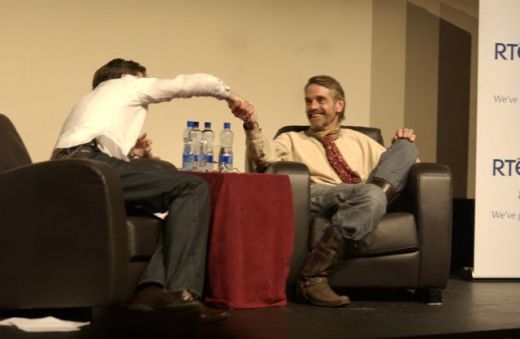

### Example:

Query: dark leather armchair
xmin=0 ymin=114 xmax=161 ymax=310
xmin=252 ymin=125 xmax=453 ymax=303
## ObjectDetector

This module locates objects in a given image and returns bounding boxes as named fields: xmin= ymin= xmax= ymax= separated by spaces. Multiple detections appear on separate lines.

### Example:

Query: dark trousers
xmin=62 ymin=147 xmax=210 ymax=296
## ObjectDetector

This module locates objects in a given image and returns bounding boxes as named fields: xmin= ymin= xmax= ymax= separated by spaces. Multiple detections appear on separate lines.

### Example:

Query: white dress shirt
xmin=54 ymin=73 xmax=230 ymax=160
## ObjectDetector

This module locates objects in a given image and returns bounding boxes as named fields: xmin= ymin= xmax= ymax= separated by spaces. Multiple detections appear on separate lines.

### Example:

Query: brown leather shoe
xmin=127 ymin=287 xmax=201 ymax=312
xmin=172 ymin=290 xmax=230 ymax=322
xmin=171 ymin=290 xmax=230 ymax=323
xmin=128 ymin=287 xmax=229 ymax=322
xmin=200 ymin=305 xmax=230 ymax=323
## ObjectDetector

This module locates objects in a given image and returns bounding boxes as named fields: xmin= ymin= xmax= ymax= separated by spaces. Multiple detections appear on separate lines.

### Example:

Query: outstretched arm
xmin=228 ymin=96 xmax=290 ymax=167
xmin=138 ymin=74 xmax=231 ymax=104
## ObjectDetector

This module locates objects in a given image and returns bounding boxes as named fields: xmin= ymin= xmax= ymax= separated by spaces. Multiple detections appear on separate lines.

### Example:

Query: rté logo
xmin=495 ymin=43 xmax=520 ymax=60
xmin=493 ymin=158 xmax=520 ymax=176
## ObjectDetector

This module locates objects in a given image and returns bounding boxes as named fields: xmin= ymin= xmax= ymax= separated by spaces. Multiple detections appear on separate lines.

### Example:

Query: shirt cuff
xmin=216 ymin=83 xmax=231 ymax=100
xmin=243 ymin=121 xmax=257 ymax=130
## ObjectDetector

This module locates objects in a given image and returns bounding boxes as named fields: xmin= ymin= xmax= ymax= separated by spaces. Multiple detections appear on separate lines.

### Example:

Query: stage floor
xmin=200 ymin=277 xmax=520 ymax=339
xmin=1 ymin=277 xmax=520 ymax=338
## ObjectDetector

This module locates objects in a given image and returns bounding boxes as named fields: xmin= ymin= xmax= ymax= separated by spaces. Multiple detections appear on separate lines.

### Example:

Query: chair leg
xmin=415 ymin=288 xmax=442 ymax=305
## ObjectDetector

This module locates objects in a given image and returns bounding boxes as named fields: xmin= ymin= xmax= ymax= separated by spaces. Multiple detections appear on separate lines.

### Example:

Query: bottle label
xmin=219 ymin=154 xmax=233 ymax=165
xmin=182 ymin=153 xmax=194 ymax=170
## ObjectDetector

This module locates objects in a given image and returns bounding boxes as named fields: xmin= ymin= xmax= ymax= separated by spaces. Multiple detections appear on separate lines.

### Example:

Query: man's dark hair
xmin=92 ymin=58 xmax=147 ymax=89
xmin=305 ymin=75 xmax=346 ymax=120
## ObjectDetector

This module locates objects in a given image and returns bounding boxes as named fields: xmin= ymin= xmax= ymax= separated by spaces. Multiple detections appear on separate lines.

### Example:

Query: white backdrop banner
xmin=474 ymin=0 xmax=520 ymax=278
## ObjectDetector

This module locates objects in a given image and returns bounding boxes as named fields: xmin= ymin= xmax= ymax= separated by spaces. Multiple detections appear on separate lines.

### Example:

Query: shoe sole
xmin=295 ymin=289 xmax=350 ymax=307
xmin=126 ymin=301 xmax=202 ymax=313
xmin=200 ymin=311 xmax=231 ymax=323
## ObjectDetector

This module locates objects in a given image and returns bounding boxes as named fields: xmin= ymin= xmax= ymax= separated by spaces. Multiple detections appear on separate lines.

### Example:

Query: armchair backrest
xmin=275 ymin=125 xmax=384 ymax=146
xmin=0 ymin=114 xmax=32 ymax=172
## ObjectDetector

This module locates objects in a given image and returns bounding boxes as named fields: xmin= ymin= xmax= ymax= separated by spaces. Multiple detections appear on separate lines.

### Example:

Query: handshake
xmin=226 ymin=91 xmax=257 ymax=130
xmin=131 ymin=90 xmax=257 ymax=161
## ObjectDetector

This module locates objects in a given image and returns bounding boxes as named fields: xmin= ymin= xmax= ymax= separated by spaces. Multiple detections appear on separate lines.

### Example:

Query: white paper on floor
xmin=0 ymin=316 xmax=90 ymax=332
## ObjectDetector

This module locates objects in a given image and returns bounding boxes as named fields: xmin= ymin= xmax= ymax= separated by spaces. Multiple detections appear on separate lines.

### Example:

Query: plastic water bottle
xmin=218 ymin=122 xmax=234 ymax=172
xmin=189 ymin=121 xmax=202 ymax=171
xmin=182 ymin=121 xmax=194 ymax=170
xmin=201 ymin=122 xmax=215 ymax=171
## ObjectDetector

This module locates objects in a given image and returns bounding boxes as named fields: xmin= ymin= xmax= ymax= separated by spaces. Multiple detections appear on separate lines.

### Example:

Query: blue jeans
xmin=310 ymin=140 xmax=418 ymax=241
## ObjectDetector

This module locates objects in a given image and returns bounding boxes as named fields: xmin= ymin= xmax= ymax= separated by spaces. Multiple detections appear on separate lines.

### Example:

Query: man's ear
xmin=335 ymin=99 xmax=345 ymax=114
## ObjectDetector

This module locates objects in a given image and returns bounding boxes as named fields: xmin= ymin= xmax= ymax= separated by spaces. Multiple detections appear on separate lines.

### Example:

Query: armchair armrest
xmin=0 ymin=159 xmax=128 ymax=309
xmin=264 ymin=161 xmax=310 ymax=285
xmin=399 ymin=162 xmax=453 ymax=288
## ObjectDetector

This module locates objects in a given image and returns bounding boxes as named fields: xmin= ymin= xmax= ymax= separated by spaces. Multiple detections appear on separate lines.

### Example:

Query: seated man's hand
xmin=227 ymin=91 xmax=257 ymax=129
xmin=392 ymin=128 xmax=416 ymax=143
xmin=130 ymin=132 xmax=159 ymax=159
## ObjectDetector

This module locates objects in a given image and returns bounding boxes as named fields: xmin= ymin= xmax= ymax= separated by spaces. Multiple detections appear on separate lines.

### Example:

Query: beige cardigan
xmin=245 ymin=126 xmax=387 ymax=186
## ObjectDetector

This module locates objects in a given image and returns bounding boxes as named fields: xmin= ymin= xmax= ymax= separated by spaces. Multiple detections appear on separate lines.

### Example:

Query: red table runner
xmin=192 ymin=172 xmax=295 ymax=309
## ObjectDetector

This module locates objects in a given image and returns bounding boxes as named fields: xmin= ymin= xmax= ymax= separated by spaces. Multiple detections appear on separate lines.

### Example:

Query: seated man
xmin=52 ymin=58 xmax=252 ymax=321
xmin=233 ymin=75 xmax=418 ymax=307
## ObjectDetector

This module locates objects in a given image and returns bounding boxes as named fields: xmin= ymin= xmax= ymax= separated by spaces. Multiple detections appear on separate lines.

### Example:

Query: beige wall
xmin=408 ymin=0 xmax=478 ymax=198
xmin=370 ymin=0 xmax=477 ymax=198
xmin=0 ymin=0 xmax=373 ymax=170
xmin=370 ymin=0 xmax=407 ymax=146
xmin=1 ymin=0 xmax=478 ymax=197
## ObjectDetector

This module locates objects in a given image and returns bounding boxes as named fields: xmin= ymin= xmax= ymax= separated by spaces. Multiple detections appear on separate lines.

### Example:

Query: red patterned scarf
xmin=307 ymin=127 xmax=362 ymax=184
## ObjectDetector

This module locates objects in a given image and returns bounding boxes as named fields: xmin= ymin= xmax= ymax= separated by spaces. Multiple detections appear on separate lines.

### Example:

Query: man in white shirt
xmin=52 ymin=58 xmax=253 ymax=322
xmin=233 ymin=75 xmax=418 ymax=307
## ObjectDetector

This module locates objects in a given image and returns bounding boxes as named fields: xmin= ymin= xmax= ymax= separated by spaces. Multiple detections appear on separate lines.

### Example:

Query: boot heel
xmin=294 ymin=283 xmax=309 ymax=304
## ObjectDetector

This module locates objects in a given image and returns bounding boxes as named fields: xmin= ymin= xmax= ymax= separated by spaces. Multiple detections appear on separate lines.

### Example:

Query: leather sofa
xmin=251 ymin=125 xmax=453 ymax=303
xmin=0 ymin=114 xmax=161 ymax=310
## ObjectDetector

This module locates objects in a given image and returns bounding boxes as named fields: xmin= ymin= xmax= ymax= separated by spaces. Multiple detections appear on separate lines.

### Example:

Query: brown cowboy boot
xmin=296 ymin=227 xmax=350 ymax=307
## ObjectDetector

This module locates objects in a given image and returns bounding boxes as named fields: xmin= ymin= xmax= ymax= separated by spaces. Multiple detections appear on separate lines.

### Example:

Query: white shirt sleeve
xmin=136 ymin=73 xmax=231 ymax=104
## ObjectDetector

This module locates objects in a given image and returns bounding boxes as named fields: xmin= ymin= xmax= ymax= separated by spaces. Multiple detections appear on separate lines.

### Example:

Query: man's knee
xmin=158 ymin=172 xmax=210 ymax=201
xmin=393 ymin=139 xmax=419 ymax=163
xmin=358 ymin=184 xmax=387 ymax=214
xmin=177 ymin=173 xmax=209 ymax=194
xmin=335 ymin=183 xmax=386 ymax=210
